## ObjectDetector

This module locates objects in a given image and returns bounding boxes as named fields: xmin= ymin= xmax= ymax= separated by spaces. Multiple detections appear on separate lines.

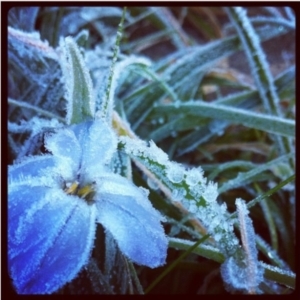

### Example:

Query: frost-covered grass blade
xmin=60 ymin=36 xmax=95 ymax=124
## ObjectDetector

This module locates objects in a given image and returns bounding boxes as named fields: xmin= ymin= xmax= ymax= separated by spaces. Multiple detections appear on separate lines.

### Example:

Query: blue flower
xmin=8 ymin=119 xmax=167 ymax=294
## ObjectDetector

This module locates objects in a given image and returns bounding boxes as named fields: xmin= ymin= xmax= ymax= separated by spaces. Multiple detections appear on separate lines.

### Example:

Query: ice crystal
xmin=166 ymin=162 xmax=184 ymax=183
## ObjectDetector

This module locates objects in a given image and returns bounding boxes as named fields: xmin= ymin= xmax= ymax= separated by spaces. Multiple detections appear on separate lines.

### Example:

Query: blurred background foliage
xmin=7 ymin=6 xmax=295 ymax=294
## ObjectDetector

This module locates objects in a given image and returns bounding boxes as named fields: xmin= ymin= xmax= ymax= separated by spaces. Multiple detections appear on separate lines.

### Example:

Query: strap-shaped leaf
xmin=153 ymin=101 xmax=295 ymax=138
xmin=61 ymin=36 xmax=95 ymax=124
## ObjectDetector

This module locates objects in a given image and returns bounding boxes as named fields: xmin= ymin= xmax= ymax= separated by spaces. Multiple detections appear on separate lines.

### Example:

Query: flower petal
xmin=8 ymin=184 xmax=49 ymax=250
xmin=9 ymin=155 xmax=57 ymax=185
xmin=71 ymin=119 xmax=117 ymax=184
xmin=44 ymin=128 xmax=82 ymax=181
xmin=96 ymin=173 xmax=160 ymax=214
xmin=8 ymin=187 xmax=97 ymax=294
xmin=95 ymin=175 xmax=167 ymax=268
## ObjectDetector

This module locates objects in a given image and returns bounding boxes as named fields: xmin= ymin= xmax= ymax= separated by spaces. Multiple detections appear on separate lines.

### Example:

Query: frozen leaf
xmin=120 ymin=135 xmax=240 ymax=256
xmin=60 ymin=36 xmax=95 ymax=124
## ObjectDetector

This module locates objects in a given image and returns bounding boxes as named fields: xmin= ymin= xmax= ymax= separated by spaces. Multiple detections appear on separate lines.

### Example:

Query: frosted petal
xmin=96 ymin=173 xmax=160 ymax=215
xmin=96 ymin=192 xmax=167 ymax=268
xmin=8 ymin=185 xmax=49 ymax=246
xmin=44 ymin=127 xmax=81 ymax=171
xmin=8 ymin=188 xmax=97 ymax=294
xmin=9 ymin=155 xmax=56 ymax=184
xmin=71 ymin=120 xmax=117 ymax=183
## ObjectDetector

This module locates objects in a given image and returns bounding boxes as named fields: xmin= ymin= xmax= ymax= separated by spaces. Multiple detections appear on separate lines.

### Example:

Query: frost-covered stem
xmin=225 ymin=7 xmax=280 ymax=115
xmin=225 ymin=7 xmax=294 ymax=171
xmin=168 ymin=237 xmax=224 ymax=263
xmin=112 ymin=110 xmax=138 ymax=138
xmin=100 ymin=7 xmax=127 ymax=122
xmin=236 ymin=199 xmax=260 ymax=294
xmin=8 ymin=26 xmax=58 ymax=59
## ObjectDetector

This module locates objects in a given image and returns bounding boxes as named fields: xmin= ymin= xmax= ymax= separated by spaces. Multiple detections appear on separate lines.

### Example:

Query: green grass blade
xmin=61 ymin=36 xmax=95 ymax=124
xmin=154 ymin=101 xmax=295 ymax=138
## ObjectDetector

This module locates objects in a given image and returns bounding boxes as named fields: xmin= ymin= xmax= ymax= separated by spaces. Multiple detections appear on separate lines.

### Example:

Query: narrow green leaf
xmin=61 ymin=36 xmax=95 ymax=124
xmin=146 ymin=65 xmax=294 ymax=156
xmin=154 ymin=101 xmax=295 ymax=138
xmin=230 ymin=174 xmax=295 ymax=219
xmin=100 ymin=7 xmax=126 ymax=122
xmin=218 ymin=152 xmax=294 ymax=194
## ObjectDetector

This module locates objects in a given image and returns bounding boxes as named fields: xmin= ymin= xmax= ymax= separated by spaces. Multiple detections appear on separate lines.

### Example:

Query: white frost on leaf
xmin=120 ymin=135 xmax=240 ymax=256
xmin=166 ymin=162 xmax=184 ymax=183
xmin=60 ymin=36 xmax=95 ymax=124
xmin=185 ymin=167 xmax=206 ymax=187
xmin=202 ymin=181 xmax=218 ymax=203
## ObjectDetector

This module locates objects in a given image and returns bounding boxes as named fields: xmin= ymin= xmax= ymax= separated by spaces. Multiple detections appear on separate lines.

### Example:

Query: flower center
xmin=64 ymin=181 xmax=96 ymax=204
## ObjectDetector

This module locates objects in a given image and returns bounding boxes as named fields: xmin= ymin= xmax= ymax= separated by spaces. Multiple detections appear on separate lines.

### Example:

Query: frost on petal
xmin=96 ymin=173 xmax=159 ymax=214
xmin=8 ymin=185 xmax=49 ymax=248
xmin=44 ymin=127 xmax=81 ymax=174
xmin=95 ymin=177 xmax=167 ymax=268
xmin=71 ymin=120 xmax=117 ymax=183
xmin=9 ymin=155 xmax=57 ymax=184
xmin=8 ymin=188 xmax=97 ymax=294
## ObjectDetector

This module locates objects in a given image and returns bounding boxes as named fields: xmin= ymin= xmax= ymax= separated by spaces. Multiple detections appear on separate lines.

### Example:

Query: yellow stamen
xmin=65 ymin=181 xmax=79 ymax=195
xmin=78 ymin=185 xmax=94 ymax=198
